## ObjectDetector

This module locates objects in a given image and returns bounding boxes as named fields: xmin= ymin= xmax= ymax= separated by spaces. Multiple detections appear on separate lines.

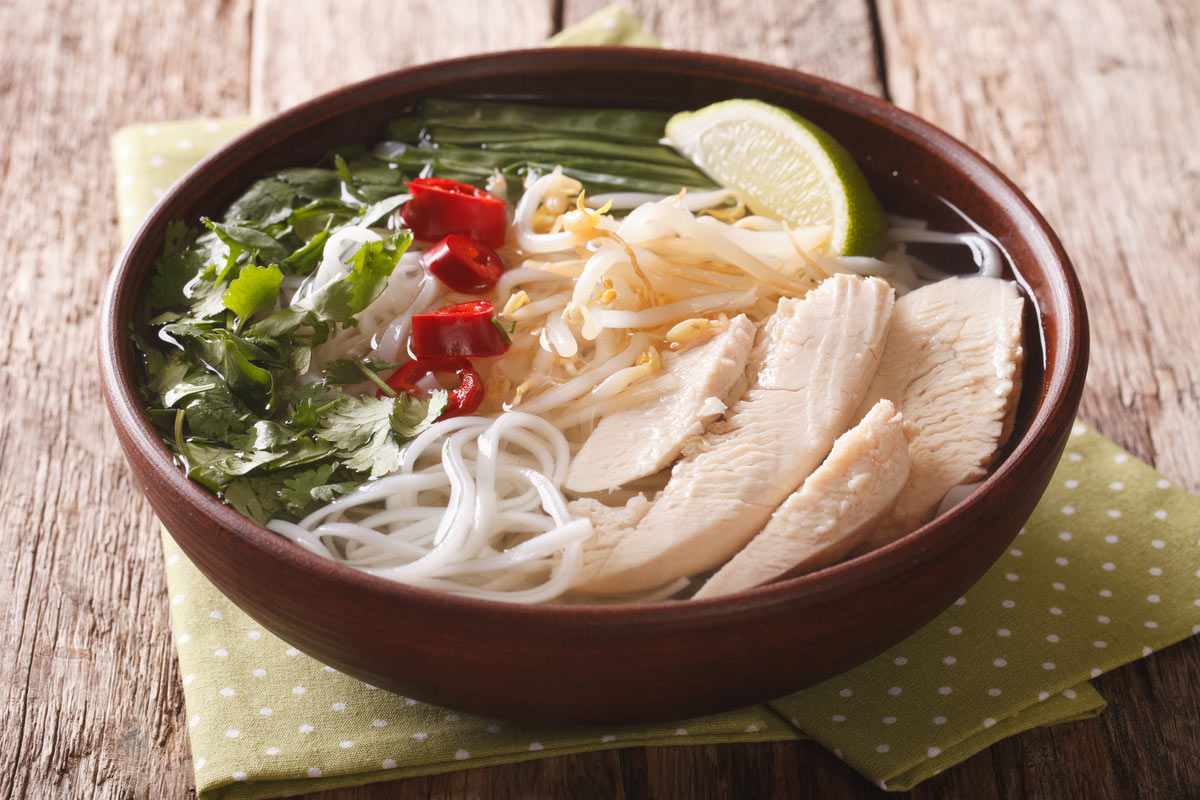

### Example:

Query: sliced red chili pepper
xmin=411 ymin=300 xmax=511 ymax=359
xmin=422 ymin=234 xmax=504 ymax=294
xmin=380 ymin=357 xmax=483 ymax=417
xmin=400 ymin=178 xmax=507 ymax=249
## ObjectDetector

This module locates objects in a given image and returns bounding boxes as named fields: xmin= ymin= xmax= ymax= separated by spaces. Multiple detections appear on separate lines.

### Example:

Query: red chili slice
xmin=380 ymin=357 xmax=483 ymax=417
xmin=400 ymin=178 xmax=507 ymax=249
xmin=422 ymin=234 xmax=504 ymax=294
xmin=411 ymin=300 xmax=511 ymax=359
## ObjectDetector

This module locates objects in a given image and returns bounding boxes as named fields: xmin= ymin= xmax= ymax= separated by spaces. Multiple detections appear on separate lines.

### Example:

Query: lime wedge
xmin=665 ymin=99 xmax=887 ymax=257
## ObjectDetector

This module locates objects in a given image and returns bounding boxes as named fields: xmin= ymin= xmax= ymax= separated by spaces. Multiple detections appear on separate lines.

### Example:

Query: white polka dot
xmin=745 ymin=724 xmax=759 ymax=733
xmin=1005 ymin=573 xmax=1019 ymax=582
xmin=1102 ymin=563 xmax=1116 ymax=571
xmin=954 ymin=597 xmax=968 ymax=606
xmin=293 ymin=686 xmax=306 ymax=695
xmin=285 ymin=648 xmax=300 ymax=657
xmin=117 ymin=145 xmax=133 ymax=158
xmin=1068 ymin=452 xmax=1082 ymax=462
xmin=1047 ymin=634 xmax=1060 ymax=642
xmin=888 ymin=686 xmax=902 ymax=695
xmin=1154 ymin=510 xmax=1168 ymax=520
xmin=225 ymin=729 xmax=239 ymax=738
xmin=529 ymin=742 xmax=544 ymax=751
xmin=1144 ymin=646 xmax=1154 ymax=656
xmin=1039 ymin=691 xmax=1050 ymax=701
xmin=307 ymin=767 xmax=321 ymax=778
xmin=998 ymin=629 xmax=1011 ymax=637
xmin=1050 ymin=607 xmax=1063 ymax=615
xmin=232 ymin=771 xmax=247 ymax=782
xmin=1043 ymin=662 xmax=1056 ymax=670
xmin=381 ymin=758 xmax=396 ymax=769
xmin=832 ymin=714 xmax=845 ymax=722
xmin=944 ymin=656 xmax=957 ymax=665
xmin=928 ymin=747 xmax=941 ymax=758
xmin=1059 ymin=532 xmax=1073 ymax=542
xmin=122 ymin=204 xmax=138 ymax=217
xmin=601 ymin=735 xmax=615 ymax=743
xmin=882 ymin=716 xmax=896 ymax=725
xmin=1145 ymin=621 xmax=1159 ymax=629
xmin=1063 ymin=688 xmax=1077 ymax=699
xmin=1148 ymin=594 xmax=1161 ymax=603
xmin=454 ymin=749 xmax=470 ymax=760
xmin=1152 ymin=540 xmax=1165 ymax=549
xmin=331 ymin=702 xmax=346 ymax=711
xmin=145 ymin=124 xmax=160 ymax=135
xmin=948 ymin=626 xmax=962 ymax=635
xmin=213 ymin=648 xmax=227 ymax=658
xmin=413 ymin=732 xmax=428 ymax=741
xmin=247 ymin=631 xmax=262 ymax=640
xmin=266 ymin=747 xmax=281 ymax=756
xmin=1094 ymin=641 xmax=1108 ymax=649
xmin=149 ymin=154 xmax=165 ymax=167
xmin=362 ymin=681 xmax=375 ymax=688
xmin=894 ymin=657 xmax=908 ymax=665
xmin=373 ymin=719 xmax=388 ymax=727
xmin=166 ymin=554 xmax=180 ymax=566
xmin=938 ymin=686 xmax=952 ymax=695
xmin=219 ymin=688 xmax=235 ymax=697
xmin=404 ymin=698 xmax=418 ymax=706
xmin=994 ymin=658 xmax=1007 ymax=667
xmin=252 ymin=668 xmax=266 ymax=677
xmin=1091 ymin=668 xmax=1102 ymax=678
xmin=189 ymin=715 xmax=199 ymax=727
xmin=933 ymin=716 xmax=946 ymax=725
xmin=259 ymin=707 xmax=273 ymax=716
xmin=1052 ymin=582 xmax=1066 ymax=591
xmin=177 ymin=138 xmax=194 ymax=150
xmin=1098 ymin=615 xmax=1110 ymax=624
xmin=983 ymin=718 xmax=996 ymax=728
xmin=1010 ymin=549 xmax=1023 ymax=557
xmin=877 ymin=744 xmax=890 ymax=753
xmin=1157 ymin=479 xmax=1171 ymax=489
xmin=1112 ymin=452 xmax=1128 ymax=463
xmin=1149 ymin=567 xmax=1163 ymax=576
xmin=1105 ymin=535 xmax=1119 ymax=544
xmin=299 ymin=724 xmax=314 ymax=733
xmin=209 ymin=610 xmax=224 ymax=621
xmin=1194 ymin=625 xmax=1200 ymax=635
xmin=1064 ymin=479 xmax=1079 ymax=489
xmin=183 ymin=674 xmax=195 ymax=686
xmin=839 ymin=688 xmax=853 ymax=697
xmin=988 ymin=688 xmax=1001 ymax=696
xmin=1056 ymin=557 xmax=1070 ymax=567
xmin=1002 ymin=600 xmax=1015 ymax=608
xmin=1060 ymin=506 xmax=1075 ymax=515
xmin=339 ymin=741 xmax=354 ymax=749
xmin=176 ymin=634 xmax=190 ymax=645
xmin=1108 ymin=509 xmax=1122 ymax=518
xmin=445 ymin=714 xmax=461 ymax=722
xmin=675 ymin=728 xmax=689 ymax=736
xmin=1109 ymin=481 xmax=1124 ymax=491
xmin=1100 ymin=589 xmax=1113 ymax=597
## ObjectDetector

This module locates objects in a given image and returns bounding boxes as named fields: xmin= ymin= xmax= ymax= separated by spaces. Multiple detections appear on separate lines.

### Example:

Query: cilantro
xmin=225 ymin=178 xmax=298 ymax=225
xmin=317 ymin=391 xmax=442 ymax=478
xmin=279 ymin=464 xmax=355 ymax=517
xmin=223 ymin=263 xmax=283 ymax=330
xmin=293 ymin=232 xmax=411 ymax=322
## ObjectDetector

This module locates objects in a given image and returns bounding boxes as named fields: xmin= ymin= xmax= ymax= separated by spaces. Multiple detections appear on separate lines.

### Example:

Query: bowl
xmin=99 ymin=48 xmax=1088 ymax=723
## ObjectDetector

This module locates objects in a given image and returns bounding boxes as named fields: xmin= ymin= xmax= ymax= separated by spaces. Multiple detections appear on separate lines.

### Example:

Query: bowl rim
xmin=99 ymin=46 xmax=1088 ymax=625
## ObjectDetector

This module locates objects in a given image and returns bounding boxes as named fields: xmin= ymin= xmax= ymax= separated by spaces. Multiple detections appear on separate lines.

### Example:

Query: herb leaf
xmin=223 ymin=263 xmax=284 ymax=328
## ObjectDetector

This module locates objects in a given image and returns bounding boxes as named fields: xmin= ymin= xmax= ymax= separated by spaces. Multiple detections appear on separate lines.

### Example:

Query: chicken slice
xmin=564 ymin=315 xmax=757 ymax=493
xmin=857 ymin=275 xmax=1024 ymax=549
xmin=692 ymin=398 xmax=909 ymax=599
xmin=571 ymin=274 xmax=895 ymax=594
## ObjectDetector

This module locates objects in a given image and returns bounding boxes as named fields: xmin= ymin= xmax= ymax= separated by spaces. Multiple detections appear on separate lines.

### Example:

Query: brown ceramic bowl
xmin=99 ymin=48 xmax=1088 ymax=723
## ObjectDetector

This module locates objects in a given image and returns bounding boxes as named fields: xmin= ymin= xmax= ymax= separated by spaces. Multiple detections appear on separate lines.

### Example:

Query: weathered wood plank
xmin=878 ymin=1 xmax=1200 ymax=797
xmin=564 ymin=0 xmax=884 ymax=96
xmin=249 ymin=0 xmax=558 ymax=115
xmin=0 ymin=0 xmax=253 ymax=798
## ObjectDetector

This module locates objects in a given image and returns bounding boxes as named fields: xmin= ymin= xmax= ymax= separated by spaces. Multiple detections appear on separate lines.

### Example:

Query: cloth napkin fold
xmin=112 ymin=6 xmax=1200 ymax=797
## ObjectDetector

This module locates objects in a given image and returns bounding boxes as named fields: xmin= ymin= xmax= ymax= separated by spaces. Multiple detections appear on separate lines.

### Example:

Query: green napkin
xmin=111 ymin=6 xmax=1200 ymax=797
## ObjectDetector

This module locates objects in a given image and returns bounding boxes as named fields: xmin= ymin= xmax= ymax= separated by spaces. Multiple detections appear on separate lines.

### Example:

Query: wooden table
xmin=2 ymin=0 xmax=1197 ymax=796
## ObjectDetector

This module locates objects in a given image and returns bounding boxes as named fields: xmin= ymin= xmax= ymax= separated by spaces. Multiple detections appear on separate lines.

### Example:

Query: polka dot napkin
xmin=109 ymin=8 xmax=1200 ymax=798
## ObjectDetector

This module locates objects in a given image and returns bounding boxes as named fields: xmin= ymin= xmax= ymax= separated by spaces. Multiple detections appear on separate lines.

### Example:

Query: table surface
xmin=3 ymin=0 xmax=1198 ymax=797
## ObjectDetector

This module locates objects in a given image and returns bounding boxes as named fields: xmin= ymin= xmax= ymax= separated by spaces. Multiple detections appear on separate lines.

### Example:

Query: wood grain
xmin=2 ymin=0 xmax=1198 ymax=797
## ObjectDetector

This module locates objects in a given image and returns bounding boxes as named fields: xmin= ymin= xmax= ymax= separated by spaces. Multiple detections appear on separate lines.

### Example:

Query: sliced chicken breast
xmin=857 ymin=275 xmax=1024 ymax=549
xmin=565 ymin=315 xmax=757 ymax=493
xmin=693 ymin=398 xmax=910 ymax=599
xmin=571 ymin=274 xmax=895 ymax=594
